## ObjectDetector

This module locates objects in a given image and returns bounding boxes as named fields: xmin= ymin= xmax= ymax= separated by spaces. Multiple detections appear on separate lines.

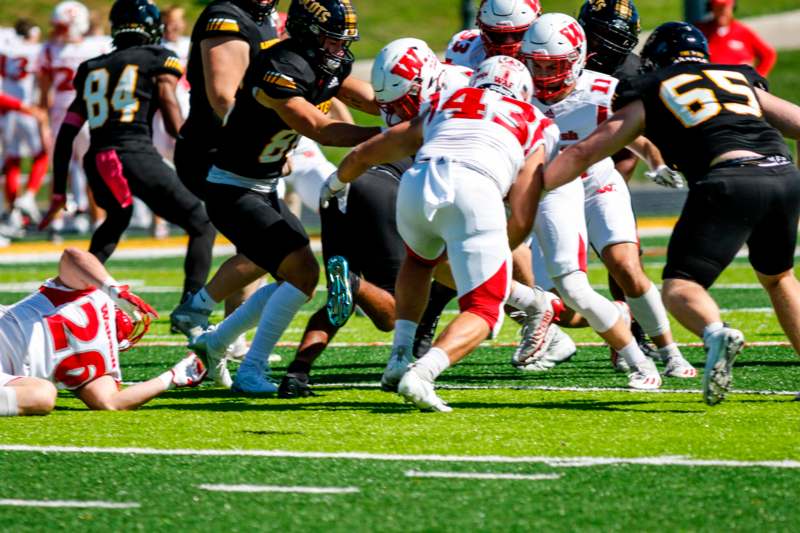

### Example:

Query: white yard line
xmin=198 ymin=484 xmax=358 ymax=494
xmin=404 ymin=470 xmax=561 ymax=481
xmin=0 ymin=445 xmax=797 ymax=469
xmin=0 ymin=498 xmax=139 ymax=509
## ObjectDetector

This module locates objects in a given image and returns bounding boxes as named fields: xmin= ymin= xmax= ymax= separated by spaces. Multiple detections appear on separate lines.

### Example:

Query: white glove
xmin=319 ymin=172 xmax=347 ymax=209
xmin=645 ymin=165 xmax=685 ymax=189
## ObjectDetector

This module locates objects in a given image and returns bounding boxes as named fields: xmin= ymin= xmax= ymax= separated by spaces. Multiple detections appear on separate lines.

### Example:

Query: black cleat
xmin=278 ymin=372 xmax=315 ymax=399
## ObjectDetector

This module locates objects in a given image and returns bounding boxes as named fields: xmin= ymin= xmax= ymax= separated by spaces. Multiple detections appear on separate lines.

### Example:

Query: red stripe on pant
xmin=458 ymin=260 xmax=509 ymax=331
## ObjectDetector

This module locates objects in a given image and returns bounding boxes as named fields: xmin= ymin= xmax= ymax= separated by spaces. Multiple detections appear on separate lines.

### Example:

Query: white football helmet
xmin=470 ymin=55 xmax=533 ymax=103
xmin=478 ymin=0 xmax=541 ymax=58
xmin=51 ymin=1 xmax=90 ymax=40
xmin=371 ymin=38 xmax=443 ymax=122
xmin=519 ymin=13 xmax=587 ymax=102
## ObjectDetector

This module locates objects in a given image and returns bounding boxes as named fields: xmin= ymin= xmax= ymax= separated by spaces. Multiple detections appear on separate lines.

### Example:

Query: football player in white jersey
xmin=1 ymin=19 xmax=49 ymax=228
xmin=517 ymin=13 xmax=694 ymax=383
xmin=328 ymin=56 xmax=554 ymax=411
xmin=39 ymin=1 xmax=111 ymax=233
xmin=445 ymin=0 xmax=541 ymax=69
xmin=0 ymin=248 xmax=206 ymax=417
xmin=153 ymin=5 xmax=190 ymax=163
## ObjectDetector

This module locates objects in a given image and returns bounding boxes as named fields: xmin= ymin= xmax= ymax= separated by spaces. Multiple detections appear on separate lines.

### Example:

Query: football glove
xmin=169 ymin=353 xmax=208 ymax=388
xmin=645 ymin=165 xmax=685 ymax=189
xmin=319 ymin=171 xmax=348 ymax=210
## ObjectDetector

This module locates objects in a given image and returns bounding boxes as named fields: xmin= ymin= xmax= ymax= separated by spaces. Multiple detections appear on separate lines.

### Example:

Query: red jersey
xmin=698 ymin=20 xmax=776 ymax=77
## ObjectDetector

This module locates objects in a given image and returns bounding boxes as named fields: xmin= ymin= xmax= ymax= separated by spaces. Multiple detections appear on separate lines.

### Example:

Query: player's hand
xmin=109 ymin=285 xmax=159 ymax=321
xmin=645 ymin=165 xmax=685 ymax=189
xmin=319 ymin=171 xmax=347 ymax=209
xmin=170 ymin=353 xmax=207 ymax=388
xmin=38 ymin=193 xmax=67 ymax=230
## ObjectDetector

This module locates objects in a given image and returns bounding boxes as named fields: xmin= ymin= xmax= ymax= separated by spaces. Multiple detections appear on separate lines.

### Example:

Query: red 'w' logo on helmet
xmin=559 ymin=22 xmax=584 ymax=47
xmin=390 ymin=48 xmax=424 ymax=81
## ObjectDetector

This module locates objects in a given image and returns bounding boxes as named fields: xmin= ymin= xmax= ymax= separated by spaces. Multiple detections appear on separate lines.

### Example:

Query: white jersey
xmin=0 ymin=281 xmax=122 ymax=390
xmin=444 ymin=29 xmax=487 ymax=70
xmin=1 ymin=40 xmax=42 ymax=104
xmin=380 ymin=63 xmax=473 ymax=127
xmin=532 ymin=69 xmax=619 ymax=194
xmin=39 ymin=38 xmax=112 ymax=112
xmin=163 ymin=36 xmax=190 ymax=64
xmin=418 ymin=86 xmax=553 ymax=195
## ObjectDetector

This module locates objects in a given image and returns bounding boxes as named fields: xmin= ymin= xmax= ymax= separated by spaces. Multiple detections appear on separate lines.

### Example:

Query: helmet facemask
xmin=479 ymin=23 xmax=529 ymax=57
xmin=114 ymin=306 xmax=151 ymax=352
xmin=524 ymin=51 xmax=581 ymax=102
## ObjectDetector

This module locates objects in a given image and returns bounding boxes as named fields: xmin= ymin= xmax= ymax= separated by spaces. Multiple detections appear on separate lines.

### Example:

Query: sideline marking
xmin=405 ymin=470 xmax=562 ymax=481
xmin=198 ymin=484 xmax=358 ymax=494
xmin=0 ymin=445 xmax=798 ymax=469
xmin=0 ymin=498 xmax=139 ymax=509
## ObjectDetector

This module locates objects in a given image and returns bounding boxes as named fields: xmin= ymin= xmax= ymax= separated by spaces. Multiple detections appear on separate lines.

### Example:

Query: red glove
xmin=38 ymin=193 xmax=67 ymax=230
xmin=109 ymin=285 xmax=159 ymax=320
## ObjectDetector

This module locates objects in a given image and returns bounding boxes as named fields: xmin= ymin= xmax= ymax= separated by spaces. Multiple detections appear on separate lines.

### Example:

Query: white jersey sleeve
xmin=444 ymin=30 xmax=486 ymax=69
xmin=1 ymin=41 xmax=40 ymax=104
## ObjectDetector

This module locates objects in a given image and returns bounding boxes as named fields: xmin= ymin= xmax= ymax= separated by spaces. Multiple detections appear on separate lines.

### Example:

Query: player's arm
xmin=337 ymin=76 xmax=380 ymax=116
xmin=37 ymin=68 xmax=53 ymax=109
xmin=627 ymin=136 xmax=684 ymax=188
xmin=757 ymin=88 xmax=800 ymax=139
xmin=506 ymin=145 xmax=545 ymax=250
xmin=329 ymin=97 xmax=354 ymax=124
xmin=156 ymin=72 xmax=184 ymax=138
xmin=544 ymin=101 xmax=646 ymax=191
xmin=40 ymin=99 xmax=86 ymax=229
xmin=201 ymin=36 xmax=250 ymax=119
xmin=257 ymin=89 xmax=381 ymax=146
xmin=339 ymin=116 xmax=423 ymax=182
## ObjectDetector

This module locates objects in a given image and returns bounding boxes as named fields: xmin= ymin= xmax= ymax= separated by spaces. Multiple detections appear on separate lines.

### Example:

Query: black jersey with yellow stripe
xmin=183 ymin=0 xmax=278 ymax=141
xmin=213 ymin=38 xmax=352 ymax=180
xmin=73 ymin=44 xmax=183 ymax=149
xmin=614 ymin=62 xmax=790 ymax=183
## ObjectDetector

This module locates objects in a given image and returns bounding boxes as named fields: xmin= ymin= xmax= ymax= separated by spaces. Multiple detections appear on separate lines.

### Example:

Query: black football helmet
xmin=577 ymin=0 xmax=640 ymax=74
xmin=286 ymin=0 xmax=359 ymax=75
xmin=110 ymin=0 xmax=163 ymax=47
xmin=640 ymin=21 xmax=709 ymax=72
xmin=233 ymin=0 xmax=279 ymax=24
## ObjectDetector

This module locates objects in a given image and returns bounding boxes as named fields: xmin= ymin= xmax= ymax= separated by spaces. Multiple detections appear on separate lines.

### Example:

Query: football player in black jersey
xmin=189 ymin=0 xmax=382 ymax=394
xmin=544 ymin=22 xmax=800 ymax=405
xmin=169 ymin=0 xmax=280 ymax=338
xmin=43 ymin=0 xmax=215 ymax=301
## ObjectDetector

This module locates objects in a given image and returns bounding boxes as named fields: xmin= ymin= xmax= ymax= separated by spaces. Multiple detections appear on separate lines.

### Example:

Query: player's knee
xmin=756 ymin=268 xmax=797 ymax=291
xmin=554 ymin=271 xmax=619 ymax=333
xmin=184 ymin=202 xmax=214 ymax=238
xmin=281 ymin=248 xmax=319 ymax=297
xmin=23 ymin=381 xmax=57 ymax=416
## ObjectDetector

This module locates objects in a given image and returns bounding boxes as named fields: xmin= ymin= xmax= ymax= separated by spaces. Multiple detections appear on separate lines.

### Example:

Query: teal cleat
xmin=326 ymin=255 xmax=355 ymax=327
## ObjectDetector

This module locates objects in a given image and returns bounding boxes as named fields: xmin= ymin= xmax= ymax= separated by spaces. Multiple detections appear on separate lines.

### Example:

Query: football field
xmin=0 ymin=234 xmax=798 ymax=531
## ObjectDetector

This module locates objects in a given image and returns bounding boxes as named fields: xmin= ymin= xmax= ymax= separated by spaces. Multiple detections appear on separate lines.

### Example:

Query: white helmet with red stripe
xmin=478 ymin=0 xmax=541 ymax=58
xmin=470 ymin=55 xmax=533 ymax=103
xmin=519 ymin=12 xmax=587 ymax=102
xmin=51 ymin=1 xmax=90 ymax=40
xmin=371 ymin=38 xmax=443 ymax=123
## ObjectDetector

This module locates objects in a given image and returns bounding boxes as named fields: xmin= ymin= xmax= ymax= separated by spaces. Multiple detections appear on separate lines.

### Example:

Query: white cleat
xmin=397 ymin=367 xmax=452 ymax=412
xmin=14 ymin=191 xmax=41 ymax=225
xmin=663 ymin=355 xmax=697 ymax=378
xmin=703 ymin=327 xmax=744 ymax=406
xmin=188 ymin=327 xmax=232 ymax=388
xmin=628 ymin=358 xmax=662 ymax=390
xmin=514 ymin=325 xmax=576 ymax=372
xmin=380 ymin=345 xmax=413 ymax=392
xmin=225 ymin=334 xmax=249 ymax=362
xmin=511 ymin=288 xmax=565 ymax=366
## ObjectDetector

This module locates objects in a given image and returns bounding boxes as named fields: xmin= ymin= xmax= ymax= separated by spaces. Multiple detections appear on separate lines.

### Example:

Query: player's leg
xmin=2 ymin=156 xmax=21 ymax=210
xmin=0 ymin=376 xmax=57 ymax=416
xmin=747 ymin=163 xmax=800 ymax=355
xmin=84 ymin=150 xmax=134 ymax=262
xmin=122 ymin=149 xmax=215 ymax=298
xmin=206 ymin=183 xmax=316 ymax=394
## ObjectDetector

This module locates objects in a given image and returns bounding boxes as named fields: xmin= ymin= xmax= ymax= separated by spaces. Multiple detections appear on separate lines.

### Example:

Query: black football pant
xmin=85 ymin=144 xmax=215 ymax=296
xmin=174 ymin=129 xmax=213 ymax=201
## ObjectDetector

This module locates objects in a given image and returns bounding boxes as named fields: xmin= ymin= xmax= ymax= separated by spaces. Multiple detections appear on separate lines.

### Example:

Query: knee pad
xmin=553 ymin=271 xmax=619 ymax=333
xmin=457 ymin=261 xmax=509 ymax=338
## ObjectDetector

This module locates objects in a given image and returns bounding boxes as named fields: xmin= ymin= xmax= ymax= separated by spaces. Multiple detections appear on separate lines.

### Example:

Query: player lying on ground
xmin=0 ymin=248 xmax=206 ymax=417
xmin=544 ymin=22 xmax=800 ymax=405
xmin=330 ymin=56 xmax=551 ymax=412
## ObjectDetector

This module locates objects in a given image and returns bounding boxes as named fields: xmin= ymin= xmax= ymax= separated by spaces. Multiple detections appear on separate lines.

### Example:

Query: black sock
xmin=413 ymin=281 xmax=457 ymax=357
xmin=287 ymin=360 xmax=312 ymax=376
xmin=348 ymin=270 xmax=361 ymax=298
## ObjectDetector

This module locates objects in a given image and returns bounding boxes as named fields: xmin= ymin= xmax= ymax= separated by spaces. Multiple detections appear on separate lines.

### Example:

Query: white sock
xmin=703 ymin=322 xmax=725 ymax=342
xmin=626 ymin=283 xmax=671 ymax=338
xmin=191 ymin=287 xmax=217 ymax=312
xmin=0 ymin=387 xmax=19 ymax=416
xmin=158 ymin=371 xmax=174 ymax=390
xmin=209 ymin=283 xmax=279 ymax=353
xmin=618 ymin=339 xmax=647 ymax=368
xmin=657 ymin=343 xmax=681 ymax=359
xmin=412 ymin=347 xmax=451 ymax=382
xmin=506 ymin=282 xmax=551 ymax=313
xmin=240 ymin=283 xmax=307 ymax=372
xmin=393 ymin=319 xmax=418 ymax=351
